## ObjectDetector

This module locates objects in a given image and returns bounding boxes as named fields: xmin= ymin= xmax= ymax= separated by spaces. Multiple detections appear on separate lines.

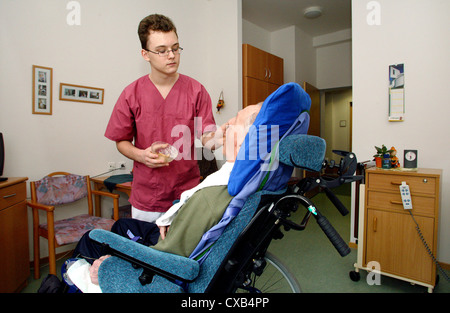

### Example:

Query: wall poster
xmin=389 ymin=63 xmax=405 ymax=122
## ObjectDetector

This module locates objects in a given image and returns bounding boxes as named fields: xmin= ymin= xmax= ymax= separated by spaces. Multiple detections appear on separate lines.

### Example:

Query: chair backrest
xmin=189 ymin=82 xmax=311 ymax=263
xmin=32 ymin=172 xmax=89 ymax=206
xmin=188 ymin=134 xmax=326 ymax=292
xmin=188 ymin=189 xmax=286 ymax=293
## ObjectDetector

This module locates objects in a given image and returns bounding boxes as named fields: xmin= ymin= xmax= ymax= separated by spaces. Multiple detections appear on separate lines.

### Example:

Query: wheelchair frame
xmin=96 ymin=149 xmax=362 ymax=293
xmin=206 ymin=150 xmax=362 ymax=293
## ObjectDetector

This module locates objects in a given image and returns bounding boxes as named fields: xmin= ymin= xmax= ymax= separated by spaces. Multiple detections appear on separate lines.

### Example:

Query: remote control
xmin=399 ymin=182 xmax=413 ymax=210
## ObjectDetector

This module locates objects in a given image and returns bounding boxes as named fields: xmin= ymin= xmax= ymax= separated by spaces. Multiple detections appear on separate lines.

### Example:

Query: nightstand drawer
xmin=367 ymin=173 xmax=436 ymax=195
xmin=367 ymin=190 xmax=435 ymax=216
xmin=0 ymin=182 xmax=26 ymax=210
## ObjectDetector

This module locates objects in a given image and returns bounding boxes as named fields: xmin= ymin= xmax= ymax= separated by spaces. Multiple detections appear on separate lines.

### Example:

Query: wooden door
xmin=267 ymin=82 xmax=279 ymax=97
xmin=243 ymin=77 xmax=269 ymax=107
xmin=303 ymin=82 xmax=320 ymax=136
xmin=243 ymin=44 xmax=284 ymax=108
xmin=365 ymin=209 xmax=434 ymax=283
xmin=267 ymin=54 xmax=284 ymax=85
xmin=243 ymin=44 xmax=267 ymax=81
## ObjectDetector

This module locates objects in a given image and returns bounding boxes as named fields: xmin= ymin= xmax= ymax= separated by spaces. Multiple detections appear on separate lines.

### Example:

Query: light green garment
xmin=153 ymin=186 xmax=233 ymax=257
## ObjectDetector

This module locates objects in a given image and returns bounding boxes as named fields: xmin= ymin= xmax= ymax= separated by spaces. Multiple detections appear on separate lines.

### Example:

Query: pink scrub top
xmin=105 ymin=74 xmax=216 ymax=212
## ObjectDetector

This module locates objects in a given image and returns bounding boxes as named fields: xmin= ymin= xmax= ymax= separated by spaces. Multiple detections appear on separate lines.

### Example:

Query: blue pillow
xmin=228 ymin=82 xmax=311 ymax=196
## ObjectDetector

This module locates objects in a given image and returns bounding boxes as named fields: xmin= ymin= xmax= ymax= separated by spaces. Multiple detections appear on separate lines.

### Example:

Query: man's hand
xmin=116 ymin=141 xmax=169 ymax=169
xmin=139 ymin=145 xmax=170 ymax=168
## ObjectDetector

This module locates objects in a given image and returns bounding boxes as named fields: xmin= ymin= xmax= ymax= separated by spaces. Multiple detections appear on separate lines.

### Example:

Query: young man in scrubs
xmin=105 ymin=14 xmax=224 ymax=223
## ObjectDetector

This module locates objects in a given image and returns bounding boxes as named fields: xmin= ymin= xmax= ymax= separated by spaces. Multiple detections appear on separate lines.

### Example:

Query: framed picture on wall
xmin=32 ymin=65 xmax=53 ymax=115
xmin=59 ymin=83 xmax=104 ymax=104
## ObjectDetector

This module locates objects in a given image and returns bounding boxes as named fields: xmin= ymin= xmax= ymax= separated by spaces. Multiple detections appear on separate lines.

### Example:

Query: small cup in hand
xmin=151 ymin=141 xmax=178 ymax=162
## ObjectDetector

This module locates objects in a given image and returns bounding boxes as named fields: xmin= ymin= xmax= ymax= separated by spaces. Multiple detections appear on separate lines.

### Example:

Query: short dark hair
xmin=138 ymin=14 xmax=178 ymax=49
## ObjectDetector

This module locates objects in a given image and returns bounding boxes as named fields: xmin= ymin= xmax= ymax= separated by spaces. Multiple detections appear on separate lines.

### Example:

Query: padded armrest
xmin=89 ymin=229 xmax=199 ymax=282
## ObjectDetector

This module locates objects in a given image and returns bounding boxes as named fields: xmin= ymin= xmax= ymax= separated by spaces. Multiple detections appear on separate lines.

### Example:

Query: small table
xmin=91 ymin=176 xmax=132 ymax=216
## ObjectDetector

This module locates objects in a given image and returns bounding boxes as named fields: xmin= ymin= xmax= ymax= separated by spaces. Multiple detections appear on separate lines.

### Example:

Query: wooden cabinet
xmin=0 ymin=177 xmax=29 ymax=293
xmin=354 ymin=168 xmax=441 ymax=292
xmin=243 ymin=44 xmax=283 ymax=107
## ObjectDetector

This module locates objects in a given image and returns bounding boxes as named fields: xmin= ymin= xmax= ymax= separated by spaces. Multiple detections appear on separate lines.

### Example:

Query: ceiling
xmin=242 ymin=0 xmax=351 ymax=37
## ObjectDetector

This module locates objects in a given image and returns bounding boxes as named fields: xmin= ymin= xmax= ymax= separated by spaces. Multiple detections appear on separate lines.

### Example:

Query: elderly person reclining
xmin=67 ymin=82 xmax=311 ymax=292
xmin=69 ymin=103 xmax=261 ymax=289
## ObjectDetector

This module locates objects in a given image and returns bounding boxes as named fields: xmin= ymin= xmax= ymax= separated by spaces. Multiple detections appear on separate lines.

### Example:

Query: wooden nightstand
xmin=352 ymin=168 xmax=441 ymax=292
xmin=0 ymin=177 xmax=29 ymax=292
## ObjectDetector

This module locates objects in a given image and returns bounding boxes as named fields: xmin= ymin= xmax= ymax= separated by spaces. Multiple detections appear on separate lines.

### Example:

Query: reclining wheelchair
xmin=83 ymin=134 xmax=362 ymax=293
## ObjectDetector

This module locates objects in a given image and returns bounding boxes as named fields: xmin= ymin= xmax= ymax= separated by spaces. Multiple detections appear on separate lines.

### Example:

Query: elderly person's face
xmin=222 ymin=103 xmax=262 ymax=162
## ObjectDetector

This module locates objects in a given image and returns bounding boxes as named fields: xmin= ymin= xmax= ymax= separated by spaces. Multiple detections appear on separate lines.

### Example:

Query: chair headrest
xmin=279 ymin=135 xmax=326 ymax=172
xmin=228 ymin=83 xmax=311 ymax=196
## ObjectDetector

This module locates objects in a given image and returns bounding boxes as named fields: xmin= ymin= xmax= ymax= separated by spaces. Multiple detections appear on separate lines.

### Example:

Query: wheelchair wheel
xmin=236 ymin=252 xmax=301 ymax=293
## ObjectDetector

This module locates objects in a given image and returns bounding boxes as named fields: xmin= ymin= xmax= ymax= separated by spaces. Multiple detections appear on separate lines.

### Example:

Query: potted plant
xmin=373 ymin=145 xmax=393 ymax=168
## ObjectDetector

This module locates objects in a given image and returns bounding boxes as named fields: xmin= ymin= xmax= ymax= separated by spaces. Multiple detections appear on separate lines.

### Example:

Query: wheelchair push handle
xmin=323 ymin=186 xmax=349 ymax=216
xmin=274 ymin=194 xmax=351 ymax=257
xmin=307 ymin=206 xmax=350 ymax=257
xmin=316 ymin=214 xmax=351 ymax=257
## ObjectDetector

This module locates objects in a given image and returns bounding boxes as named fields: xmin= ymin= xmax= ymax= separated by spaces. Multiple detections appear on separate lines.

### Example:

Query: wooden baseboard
xmin=440 ymin=262 xmax=450 ymax=271
xmin=29 ymin=250 xmax=74 ymax=268
xmin=348 ymin=242 xmax=358 ymax=249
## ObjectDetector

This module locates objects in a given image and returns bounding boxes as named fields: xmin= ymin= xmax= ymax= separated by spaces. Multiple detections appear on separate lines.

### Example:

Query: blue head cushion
xmin=228 ymin=82 xmax=311 ymax=196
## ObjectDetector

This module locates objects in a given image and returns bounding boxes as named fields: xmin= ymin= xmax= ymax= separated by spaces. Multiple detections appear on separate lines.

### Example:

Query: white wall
xmin=270 ymin=25 xmax=317 ymax=86
xmin=352 ymin=0 xmax=450 ymax=263
xmin=295 ymin=27 xmax=317 ymax=87
xmin=271 ymin=26 xmax=297 ymax=83
xmin=315 ymin=29 xmax=352 ymax=90
xmin=204 ymin=0 xmax=243 ymax=127
xmin=242 ymin=19 xmax=271 ymax=52
xmin=0 ymin=0 xmax=242 ymax=259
